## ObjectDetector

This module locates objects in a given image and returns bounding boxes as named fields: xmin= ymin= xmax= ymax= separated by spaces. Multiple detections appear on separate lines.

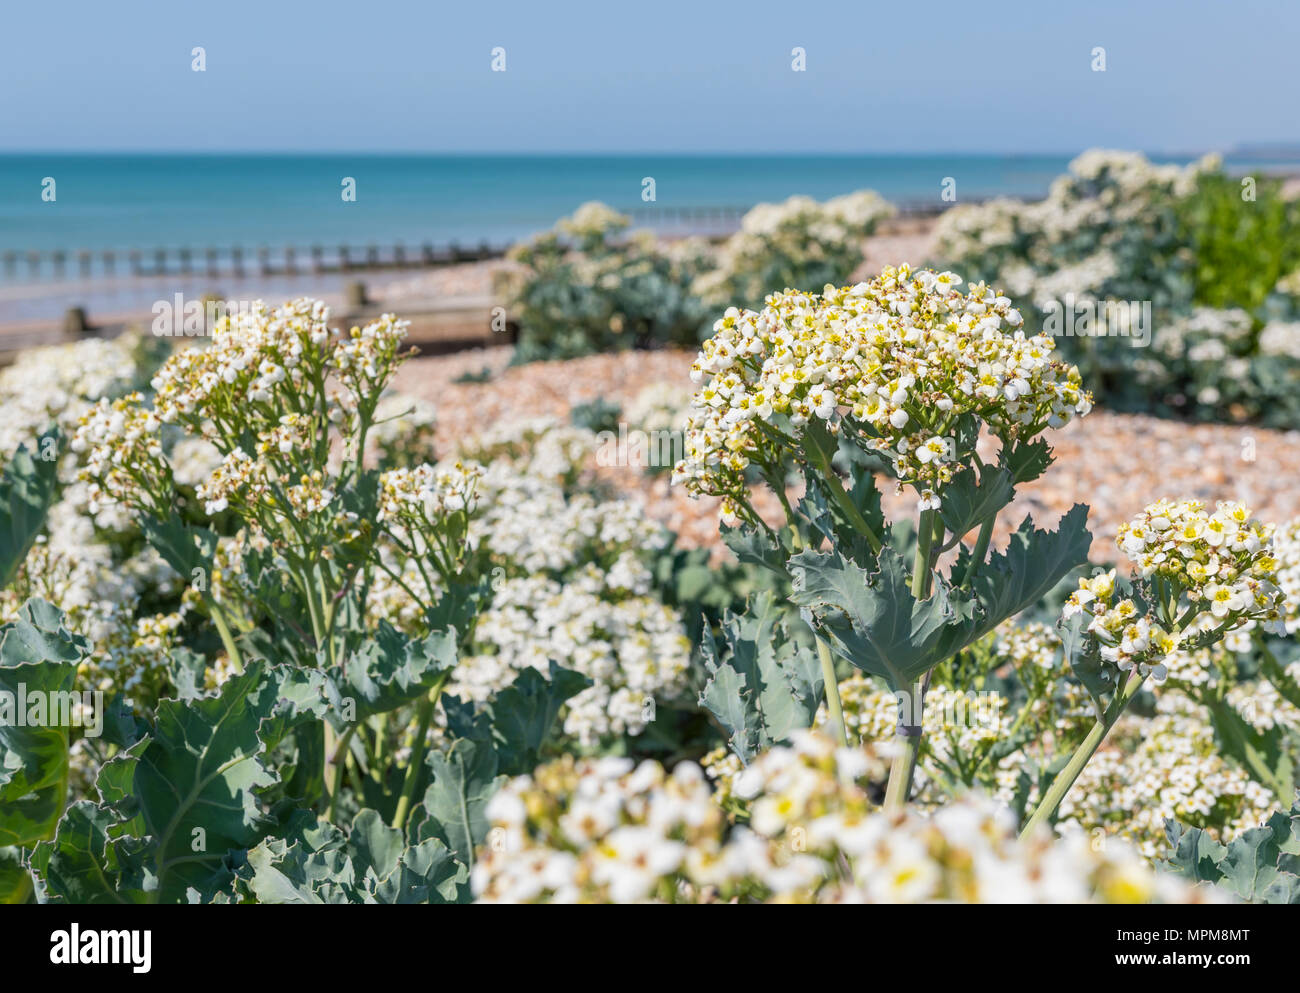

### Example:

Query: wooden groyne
xmin=1 ymin=240 xmax=509 ymax=284
xmin=2 ymin=196 xmax=1037 ymax=285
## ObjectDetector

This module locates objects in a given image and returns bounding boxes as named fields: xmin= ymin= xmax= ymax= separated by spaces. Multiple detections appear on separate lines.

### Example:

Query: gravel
xmin=392 ymin=347 xmax=1300 ymax=564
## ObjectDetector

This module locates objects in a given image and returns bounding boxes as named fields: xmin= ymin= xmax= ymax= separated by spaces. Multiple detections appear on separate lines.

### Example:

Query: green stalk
xmin=326 ymin=725 xmax=356 ymax=823
xmin=816 ymin=637 xmax=848 ymax=746
xmin=391 ymin=673 xmax=451 ymax=830
xmin=804 ymin=440 xmax=883 ymax=553
xmin=884 ymin=508 xmax=937 ymax=809
xmin=209 ymin=604 xmax=244 ymax=674
xmin=959 ymin=517 xmax=994 ymax=589
xmin=784 ymin=520 xmax=849 ymax=747
xmin=1021 ymin=669 xmax=1148 ymax=837
xmin=884 ymin=687 xmax=923 ymax=811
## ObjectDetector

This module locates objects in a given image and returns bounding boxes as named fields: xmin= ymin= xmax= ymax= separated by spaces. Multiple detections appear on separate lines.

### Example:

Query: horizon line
xmin=0 ymin=146 xmax=1250 ymax=158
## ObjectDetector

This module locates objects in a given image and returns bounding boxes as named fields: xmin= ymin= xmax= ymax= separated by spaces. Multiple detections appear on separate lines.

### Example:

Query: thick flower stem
xmin=959 ymin=518 xmax=995 ymax=589
xmin=816 ymin=638 xmax=848 ymax=746
xmin=1020 ymin=670 xmax=1148 ymax=837
xmin=884 ymin=715 xmax=923 ymax=810
xmin=783 ymin=521 xmax=849 ymax=747
xmin=209 ymin=605 xmax=244 ymax=674
xmin=884 ymin=511 xmax=938 ymax=809
xmin=391 ymin=673 xmax=451 ymax=830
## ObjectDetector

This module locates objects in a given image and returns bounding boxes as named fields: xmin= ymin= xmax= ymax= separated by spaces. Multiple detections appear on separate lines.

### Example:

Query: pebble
xmin=393 ymin=348 xmax=1300 ymax=565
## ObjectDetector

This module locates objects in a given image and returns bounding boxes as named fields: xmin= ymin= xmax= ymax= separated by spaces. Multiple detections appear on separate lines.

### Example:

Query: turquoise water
xmin=0 ymin=152 xmax=1285 ymax=325
xmin=5 ymin=152 xmax=1289 ymax=259
xmin=2 ymin=153 xmax=1091 ymax=257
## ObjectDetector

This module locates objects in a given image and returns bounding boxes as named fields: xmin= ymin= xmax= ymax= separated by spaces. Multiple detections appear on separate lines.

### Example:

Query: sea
xmin=0 ymin=152 xmax=1289 ymax=325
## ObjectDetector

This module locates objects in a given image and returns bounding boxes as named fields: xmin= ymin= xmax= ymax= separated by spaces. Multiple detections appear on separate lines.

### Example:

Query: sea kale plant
xmin=692 ymin=190 xmax=896 ymax=315
xmin=1037 ymin=499 xmax=1289 ymax=832
xmin=502 ymin=202 xmax=711 ymax=362
xmin=0 ymin=299 xmax=588 ymax=903
xmin=930 ymin=150 xmax=1300 ymax=427
xmin=673 ymin=264 xmax=1291 ymax=830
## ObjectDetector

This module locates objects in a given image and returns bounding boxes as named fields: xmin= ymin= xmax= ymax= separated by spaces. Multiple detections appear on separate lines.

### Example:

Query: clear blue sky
xmin=1 ymin=0 xmax=1293 ymax=154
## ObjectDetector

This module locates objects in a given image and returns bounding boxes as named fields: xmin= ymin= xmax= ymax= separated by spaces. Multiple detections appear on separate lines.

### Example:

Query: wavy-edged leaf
xmin=1162 ymin=820 xmax=1228 ymax=884
xmin=699 ymin=590 xmax=823 ymax=763
xmin=0 ymin=430 xmax=59 ymax=588
xmin=939 ymin=460 xmax=1015 ymax=543
xmin=0 ymin=600 xmax=89 ymax=850
xmin=1162 ymin=802 xmax=1300 ymax=903
xmin=138 ymin=514 xmax=217 ymax=582
xmin=35 ymin=663 xmax=317 ymax=904
xmin=236 ymin=808 xmax=468 ymax=904
xmin=484 ymin=663 xmax=591 ymax=776
xmin=788 ymin=545 xmax=978 ymax=692
xmin=421 ymin=737 xmax=505 ymax=869
xmin=327 ymin=622 xmax=457 ymax=721
xmin=966 ymin=504 xmax=1092 ymax=640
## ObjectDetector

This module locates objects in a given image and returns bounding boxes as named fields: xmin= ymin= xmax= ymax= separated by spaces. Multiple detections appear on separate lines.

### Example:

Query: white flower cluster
xmin=995 ymin=619 xmax=1063 ymax=672
xmin=1271 ymin=518 xmax=1300 ymax=634
xmin=458 ymin=417 xmax=599 ymax=489
xmin=1 ymin=496 xmax=184 ymax=710
xmin=377 ymin=460 xmax=482 ymax=524
xmin=364 ymin=414 xmax=689 ymax=748
xmin=1226 ymin=662 xmax=1300 ymax=733
xmin=1258 ymin=322 xmax=1300 ymax=361
xmin=473 ymin=730 xmax=1218 ymax=903
xmin=1064 ymin=500 xmax=1287 ymax=682
xmin=450 ymin=565 xmax=692 ymax=746
xmin=150 ymin=299 xmax=403 ymax=420
xmin=469 ymin=460 xmax=669 ymax=575
xmin=558 ymin=202 xmax=630 ymax=243
xmin=70 ymin=393 xmax=168 ymax=514
xmin=1151 ymin=307 xmax=1253 ymax=361
xmin=673 ymin=266 xmax=1091 ymax=522
xmin=0 ymin=332 xmax=150 ymax=462
xmin=932 ymin=149 xmax=1208 ymax=311
xmin=694 ymin=191 xmax=895 ymax=311
xmin=623 ymin=381 xmax=693 ymax=436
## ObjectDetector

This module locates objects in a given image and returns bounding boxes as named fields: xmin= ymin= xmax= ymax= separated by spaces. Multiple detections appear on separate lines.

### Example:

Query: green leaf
xmin=1162 ymin=820 xmax=1228 ymax=884
xmin=421 ymin=737 xmax=505 ymax=870
xmin=0 ymin=600 xmax=89 ymax=850
xmin=788 ymin=545 xmax=979 ymax=692
xmin=1161 ymin=802 xmax=1300 ymax=903
xmin=1002 ymin=437 xmax=1053 ymax=486
xmin=34 ymin=662 xmax=320 ymax=904
xmin=31 ymin=801 xmax=152 ymax=904
xmin=939 ymin=459 xmax=1015 ymax=544
xmin=1205 ymin=697 xmax=1295 ymax=803
xmin=1219 ymin=814 xmax=1300 ymax=903
xmin=327 ymin=622 xmax=457 ymax=721
xmin=721 ymin=523 xmax=790 ymax=576
xmin=0 ymin=846 xmax=31 ymax=903
xmin=966 ymin=504 xmax=1093 ymax=640
xmin=481 ymin=663 xmax=591 ymax=776
xmin=0 ymin=430 xmax=59 ymax=589
xmin=138 ymin=514 xmax=217 ymax=583
xmin=699 ymin=590 xmax=824 ymax=762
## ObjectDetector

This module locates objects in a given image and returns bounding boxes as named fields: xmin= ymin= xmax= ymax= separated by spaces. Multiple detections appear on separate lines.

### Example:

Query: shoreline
xmin=0 ymin=216 xmax=942 ymax=338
